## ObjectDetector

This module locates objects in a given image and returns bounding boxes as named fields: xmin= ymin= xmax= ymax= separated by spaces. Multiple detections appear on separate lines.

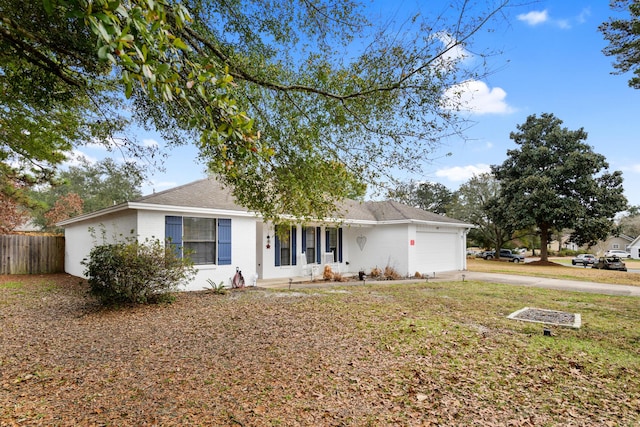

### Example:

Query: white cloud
xmin=435 ymin=164 xmax=491 ymax=182
xmin=442 ymin=80 xmax=514 ymax=115
xmin=142 ymin=180 xmax=177 ymax=195
xmin=577 ymin=7 xmax=591 ymax=24
xmin=142 ymin=138 xmax=160 ymax=148
xmin=430 ymin=32 xmax=472 ymax=72
xmin=518 ymin=8 xmax=590 ymax=30
xmin=64 ymin=149 xmax=97 ymax=167
xmin=435 ymin=32 xmax=471 ymax=61
xmin=517 ymin=10 xmax=548 ymax=26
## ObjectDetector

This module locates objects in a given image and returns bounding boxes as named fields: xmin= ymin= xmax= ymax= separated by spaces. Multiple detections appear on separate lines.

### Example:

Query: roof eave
xmin=56 ymin=203 xmax=132 ymax=227
xmin=56 ymin=202 xmax=259 ymax=227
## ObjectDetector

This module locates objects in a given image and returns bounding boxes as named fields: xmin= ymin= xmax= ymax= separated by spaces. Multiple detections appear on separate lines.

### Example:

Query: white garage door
xmin=416 ymin=231 xmax=458 ymax=273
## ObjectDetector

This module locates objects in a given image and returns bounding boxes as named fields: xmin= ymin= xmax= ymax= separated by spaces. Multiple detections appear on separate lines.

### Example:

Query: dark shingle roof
xmin=136 ymin=177 xmax=248 ymax=212
xmin=363 ymin=200 xmax=467 ymax=224
xmin=135 ymin=177 xmax=468 ymax=225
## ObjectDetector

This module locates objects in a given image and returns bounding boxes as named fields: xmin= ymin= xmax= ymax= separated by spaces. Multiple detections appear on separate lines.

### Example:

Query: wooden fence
xmin=0 ymin=235 xmax=65 ymax=274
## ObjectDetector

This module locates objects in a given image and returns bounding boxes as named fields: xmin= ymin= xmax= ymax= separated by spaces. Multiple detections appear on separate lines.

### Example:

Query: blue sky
xmin=75 ymin=1 xmax=639 ymax=208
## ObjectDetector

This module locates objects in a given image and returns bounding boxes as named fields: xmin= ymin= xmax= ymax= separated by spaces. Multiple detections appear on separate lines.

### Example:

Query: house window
xmin=612 ymin=244 xmax=620 ymax=249
xmin=304 ymin=227 xmax=316 ymax=264
xmin=183 ymin=217 xmax=216 ymax=264
xmin=325 ymin=227 xmax=343 ymax=262
xmin=275 ymin=225 xmax=296 ymax=267
xmin=165 ymin=216 xmax=232 ymax=265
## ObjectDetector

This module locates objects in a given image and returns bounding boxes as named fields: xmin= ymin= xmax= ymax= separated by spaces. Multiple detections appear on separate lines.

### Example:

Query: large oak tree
xmin=491 ymin=113 xmax=627 ymax=262
xmin=2 ymin=0 xmax=511 ymax=221
xmin=600 ymin=0 xmax=640 ymax=89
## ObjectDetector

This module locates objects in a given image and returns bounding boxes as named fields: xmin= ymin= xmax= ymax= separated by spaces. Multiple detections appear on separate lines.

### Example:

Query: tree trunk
xmin=493 ymin=227 xmax=503 ymax=260
xmin=540 ymin=227 xmax=549 ymax=262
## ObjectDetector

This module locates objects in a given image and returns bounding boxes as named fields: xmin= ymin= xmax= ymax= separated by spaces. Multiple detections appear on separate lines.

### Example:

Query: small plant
xmin=369 ymin=267 xmax=382 ymax=278
xmin=323 ymin=265 xmax=334 ymax=280
xmin=205 ymin=279 xmax=227 ymax=295
xmin=383 ymin=265 xmax=401 ymax=280
xmin=332 ymin=273 xmax=346 ymax=282
xmin=413 ymin=271 xmax=423 ymax=279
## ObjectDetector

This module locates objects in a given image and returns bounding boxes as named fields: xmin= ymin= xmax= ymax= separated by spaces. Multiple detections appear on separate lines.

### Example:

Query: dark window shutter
xmin=217 ymin=219 xmax=232 ymax=265
xmin=316 ymin=228 xmax=321 ymax=263
xmin=338 ymin=228 xmax=343 ymax=262
xmin=275 ymin=233 xmax=281 ymax=266
xmin=325 ymin=229 xmax=330 ymax=252
xmin=292 ymin=226 xmax=297 ymax=266
xmin=301 ymin=227 xmax=307 ymax=252
xmin=165 ymin=216 xmax=183 ymax=257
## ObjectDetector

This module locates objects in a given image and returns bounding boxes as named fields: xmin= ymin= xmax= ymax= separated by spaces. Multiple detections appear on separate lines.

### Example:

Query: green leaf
xmin=43 ymin=0 xmax=53 ymax=15
xmin=125 ymin=81 xmax=133 ymax=98
xmin=97 ymin=45 xmax=110 ymax=60
xmin=95 ymin=21 xmax=111 ymax=43
xmin=142 ymin=64 xmax=153 ymax=80
xmin=156 ymin=63 xmax=170 ymax=74
xmin=173 ymin=38 xmax=188 ymax=50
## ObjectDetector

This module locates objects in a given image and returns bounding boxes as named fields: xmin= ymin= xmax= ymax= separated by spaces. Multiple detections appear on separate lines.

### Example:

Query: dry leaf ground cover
xmin=2 ymin=273 xmax=640 ymax=426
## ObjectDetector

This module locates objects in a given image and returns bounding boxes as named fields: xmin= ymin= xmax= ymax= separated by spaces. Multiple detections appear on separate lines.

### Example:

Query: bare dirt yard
xmin=2 ymin=273 xmax=639 ymax=426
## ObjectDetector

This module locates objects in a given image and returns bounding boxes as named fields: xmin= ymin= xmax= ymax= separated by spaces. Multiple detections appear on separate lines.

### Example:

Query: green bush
xmin=557 ymin=249 xmax=580 ymax=257
xmin=82 ymin=236 xmax=196 ymax=305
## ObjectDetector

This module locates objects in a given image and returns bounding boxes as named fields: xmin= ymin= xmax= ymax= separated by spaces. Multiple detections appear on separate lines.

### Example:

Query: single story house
xmin=628 ymin=235 xmax=640 ymax=259
xmin=589 ymin=234 xmax=634 ymax=256
xmin=58 ymin=177 xmax=472 ymax=291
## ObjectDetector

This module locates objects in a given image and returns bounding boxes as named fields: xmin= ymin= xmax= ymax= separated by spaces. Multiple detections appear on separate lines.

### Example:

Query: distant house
xmin=547 ymin=229 xmax=580 ymax=252
xmin=590 ymin=234 xmax=634 ymax=256
xmin=627 ymin=235 xmax=640 ymax=259
xmin=58 ymin=178 xmax=473 ymax=290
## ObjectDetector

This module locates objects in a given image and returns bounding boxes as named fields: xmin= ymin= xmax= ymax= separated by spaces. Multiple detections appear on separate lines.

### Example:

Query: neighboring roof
xmin=58 ymin=177 xmax=471 ymax=228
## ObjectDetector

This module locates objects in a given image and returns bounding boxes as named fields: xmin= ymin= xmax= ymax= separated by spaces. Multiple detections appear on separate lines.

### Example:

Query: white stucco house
xmin=58 ymin=177 xmax=472 ymax=291
xmin=628 ymin=235 xmax=640 ymax=259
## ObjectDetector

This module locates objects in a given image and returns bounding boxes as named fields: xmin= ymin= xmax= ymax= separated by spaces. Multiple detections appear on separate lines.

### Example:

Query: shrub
xmin=332 ymin=272 xmax=347 ymax=282
xmin=383 ymin=265 xmax=401 ymax=280
xmin=323 ymin=265 xmax=334 ymax=280
xmin=369 ymin=267 xmax=382 ymax=278
xmin=558 ymin=249 xmax=580 ymax=257
xmin=82 ymin=236 xmax=196 ymax=305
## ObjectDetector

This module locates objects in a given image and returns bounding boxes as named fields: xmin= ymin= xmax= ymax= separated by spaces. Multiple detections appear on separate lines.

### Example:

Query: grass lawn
xmin=1 ymin=273 xmax=639 ymax=426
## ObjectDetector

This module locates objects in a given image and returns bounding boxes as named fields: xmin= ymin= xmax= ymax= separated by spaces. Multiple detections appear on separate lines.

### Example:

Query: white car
xmin=604 ymin=249 xmax=631 ymax=258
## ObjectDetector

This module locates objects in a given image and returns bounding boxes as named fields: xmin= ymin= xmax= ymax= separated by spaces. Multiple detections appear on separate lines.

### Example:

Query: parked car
xmin=476 ymin=250 xmax=495 ymax=259
xmin=478 ymin=249 xmax=525 ymax=263
xmin=592 ymin=256 xmax=627 ymax=272
xmin=571 ymin=254 xmax=596 ymax=266
xmin=604 ymin=249 xmax=631 ymax=258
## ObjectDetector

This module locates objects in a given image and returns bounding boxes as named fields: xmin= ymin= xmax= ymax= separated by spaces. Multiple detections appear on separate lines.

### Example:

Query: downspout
xmin=462 ymin=227 xmax=471 ymax=271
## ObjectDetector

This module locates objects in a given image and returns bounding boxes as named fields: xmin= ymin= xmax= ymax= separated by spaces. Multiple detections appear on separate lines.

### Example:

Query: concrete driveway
xmin=436 ymin=271 xmax=640 ymax=297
